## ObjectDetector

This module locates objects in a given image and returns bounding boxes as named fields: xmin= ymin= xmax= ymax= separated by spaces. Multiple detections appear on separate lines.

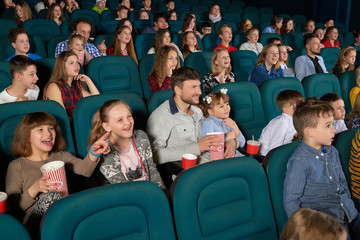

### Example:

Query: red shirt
xmin=322 ymin=40 xmax=340 ymax=48
xmin=213 ymin=43 xmax=238 ymax=52
xmin=148 ymin=73 xmax=172 ymax=93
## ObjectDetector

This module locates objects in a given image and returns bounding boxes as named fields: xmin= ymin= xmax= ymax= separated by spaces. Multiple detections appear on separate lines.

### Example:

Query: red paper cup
xmin=40 ymin=161 xmax=69 ymax=197
xmin=0 ymin=192 xmax=7 ymax=213
xmin=182 ymin=154 xmax=197 ymax=169
xmin=247 ymin=140 xmax=260 ymax=155
xmin=207 ymin=132 xmax=225 ymax=161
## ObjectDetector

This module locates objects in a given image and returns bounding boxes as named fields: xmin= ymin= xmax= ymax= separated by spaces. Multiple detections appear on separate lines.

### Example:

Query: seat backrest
xmin=22 ymin=19 xmax=60 ymax=44
xmin=87 ymin=56 xmax=143 ymax=97
xmin=0 ymin=101 xmax=75 ymax=159
xmin=147 ymin=89 xmax=173 ymax=114
xmin=259 ymin=33 xmax=282 ymax=46
xmin=242 ymin=13 xmax=259 ymax=26
xmin=302 ymin=73 xmax=342 ymax=98
xmin=100 ymin=9 xmax=117 ymax=21
xmin=134 ymin=34 xmax=155 ymax=61
xmin=230 ymin=50 xmax=258 ymax=82
xmin=35 ymin=58 xmax=56 ymax=99
xmin=184 ymin=51 xmax=212 ymax=81
xmin=93 ymin=34 xmax=114 ymax=49
xmin=172 ymin=157 xmax=278 ymax=240
xmin=70 ymin=9 xmax=100 ymax=28
xmin=201 ymin=33 xmax=220 ymax=52
xmin=0 ymin=19 xmax=18 ymax=38
xmin=344 ymin=32 xmax=354 ymax=47
xmin=260 ymin=77 xmax=305 ymax=123
xmin=96 ymin=20 xmax=118 ymax=34
xmin=213 ymin=20 xmax=237 ymax=33
xmin=320 ymin=47 xmax=341 ymax=72
xmin=212 ymin=82 xmax=267 ymax=139
xmin=42 ymin=181 xmax=176 ymax=240
xmin=139 ymin=53 xmax=156 ymax=100
xmin=168 ymin=20 xmax=183 ymax=34
xmin=283 ymin=32 xmax=304 ymax=50
xmin=47 ymin=35 xmax=69 ymax=58
xmin=339 ymin=70 xmax=356 ymax=113
xmin=0 ymin=213 xmax=31 ymax=240
xmin=133 ymin=19 xmax=153 ymax=33
xmin=265 ymin=141 xmax=301 ymax=235
xmin=0 ymin=61 xmax=11 ymax=92
xmin=73 ymin=93 xmax=148 ymax=157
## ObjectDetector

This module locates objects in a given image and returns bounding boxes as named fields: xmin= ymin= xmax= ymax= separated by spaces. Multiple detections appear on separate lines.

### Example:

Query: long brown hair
xmin=88 ymin=100 xmax=131 ymax=147
xmin=181 ymin=13 xmax=197 ymax=33
xmin=15 ymin=1 xmax=32 ymax=21
xmin=323 ymin=26 xmax=339 ymax=45
xmin=181 ymin=31 xmax=200 ymax=58
xmin=256 ymin=43 xmax=280 ymax=69
xmin=280 ymin=18 xmax=295 ymax=36
xmin=112 ymin=25 xmax=138 ymax=65
xmin=270 ymin=15 xmax=282 ymax=35
xmin=12 ymin=112 xmax=66 ymax=157
xmin=211 ymin=48 xmax=232 ymax=75
xmin=331 ymin=46 xmax=356 ymax=74
xmin=151 ymin=28 xmax=171 ymax=52
xmin=150 ymin=45 xmax=180 ymax=84
xmin=47 ymin=3 xmax=65 ymax=23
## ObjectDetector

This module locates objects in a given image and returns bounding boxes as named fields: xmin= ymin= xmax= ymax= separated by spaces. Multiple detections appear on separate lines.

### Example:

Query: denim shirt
xmin=248 ymin=63 xmax=284 ymax=86
xmin=283 ymin=141 xmax=358 ymax=224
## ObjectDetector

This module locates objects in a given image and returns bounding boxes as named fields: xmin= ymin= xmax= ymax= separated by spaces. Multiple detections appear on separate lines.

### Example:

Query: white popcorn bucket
xmin=40 ymin=161 xmax=69 ymax=197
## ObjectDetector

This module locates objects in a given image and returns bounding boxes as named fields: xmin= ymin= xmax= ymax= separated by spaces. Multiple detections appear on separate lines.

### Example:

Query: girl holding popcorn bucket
xmin=6 ymin=112 xmax=110 ymax=239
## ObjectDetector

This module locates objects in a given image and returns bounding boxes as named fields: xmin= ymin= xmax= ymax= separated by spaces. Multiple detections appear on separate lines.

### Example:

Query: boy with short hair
xmin=213 ymin=24 xmax=237 ymax=52
xmin=201 ymin=21 xmax=212 ymax=36
xmin=258 ymin=90 xmax=304 ymax=156
xmin=166 ymin=0 xmax=175 ymax=11
xmin=115 ymin=5 xmax=129 ymax=20
xmin=0 ymin=55 xmax=39 ymax=103
xmin=283 ymin=98 xmax=360 ymax=239
xmin=92 ymin=0 xmax=109 ymax=15
xmin=6 ymin=28 xmax=42 ymax=61
xmin=320 ymin=93 xmax=347 ymax=134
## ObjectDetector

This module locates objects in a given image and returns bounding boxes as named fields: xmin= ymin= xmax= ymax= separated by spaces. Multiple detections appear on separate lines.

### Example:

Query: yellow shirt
xmin=350 ymin=86 xmax=360 ymax=108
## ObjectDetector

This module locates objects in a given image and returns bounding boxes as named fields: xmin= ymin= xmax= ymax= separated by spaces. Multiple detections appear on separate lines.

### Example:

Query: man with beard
xmin=295 ymin=33 xmax=328 ymax=81
xmin=147 ymin=67 xmax=237 ymax=188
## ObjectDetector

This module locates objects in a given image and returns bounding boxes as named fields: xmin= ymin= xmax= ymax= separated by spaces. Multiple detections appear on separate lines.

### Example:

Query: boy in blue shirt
xmin=6 ymin=28 xmax=42 ymax=61
xmin=283 ymin=98 xmax=360 ymax=239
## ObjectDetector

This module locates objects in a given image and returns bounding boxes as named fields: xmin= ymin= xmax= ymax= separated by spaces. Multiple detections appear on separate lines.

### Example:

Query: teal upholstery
xmin=226 ymin=5 xmax=244 ymax=15
xmin=292 ymin=14 xmax=307 ymax=25
xmin=344 ymin=32 xmax=354 ymax=47
xmin=265 ymin=141 xmax=301 ymax=236
xmin=223 ymin=13 xmax=242 ymax=24
xmin=283 ymin=33 xmax=304 ymax=50
xmin=87 ymin=56 xmax=143 ymax=97
xmin=73 ymin=93 xmax=148 ymax=157
xmin=260 ymin=33 xmax=282 ymax=46
xmin=96 ymin=20 xmax=118 ymax=34
xmin=0 ymin=61 xmax=11 ymax=92
xmin=41 ymin=181 xmax=176 ymax=240
xmin=0 ymin=19 xmax=18 ymax=37
xmin=133 ymin=19 xmax=153 ymax=33
xmin=320 ymin=47 xmax=341 ymax=72
xmin=259 ymin=7 xmax=273 ymax=15
xmin=70 ymin=9 xmax=100 ymax=28
xmin=212 ymin=82 xmax=267 ymax=139
xmin=213 ymin=21 xmax=237 ymax=33
xmin=302 ymin=73 xmax=342 ymax=98
xmin=147 ymin=89 xmax=173 ymax=115
xmin=100 ymin=9 xmax=117 ymax=21
xmin=242 ymin=13 xmax=259 ymax=27
xmin=339 ymin=70 xmax=356 ymax=114
xmin=184 ymin=51 xmax=212 ymax=80
xmin=201 ymin=33 xmax=221 ymax=52
xmin=230 ymin=50 xmax=258 ymax=82
xmin=168 ymin=20 xmax=183 ymax=34
xmin=260 ymin=77 xmax=305 ymax=123
xmin=35 ymin=58 xmax=56 ymax=99
xmin=259 ymin=14 xmax=272 ymax=24
xmin=47 ymin=35 xmax=69 ymax=58
xmin=134 ymin=34 xmax=155 ymax=61
xmin=1 ymin=8 xmax=15 ymax=19
xmin=172 ymin=157 xmax=278 ymax=240
xmin=93 ymin=34 xmax=114 ymax=49
xmin=36 ymin=9 xmax=48 ymax=19
xmin=22 ymin=20 xmax=60 ymax=44
xmin=0 ymin=213 xmax=31 ymax=240
xmin=233 ymin=32 xmax=247 ymax=48
xmin=244 ymin=6 xmax=259 ymax=15
xmin=139 ymin=53 xmax=156 ymax=100
xmin=61 ymin=20 xmax=71 ymax=35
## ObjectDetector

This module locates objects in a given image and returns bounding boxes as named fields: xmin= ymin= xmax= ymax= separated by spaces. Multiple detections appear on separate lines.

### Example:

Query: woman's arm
xmin=45 ymin=83 xmax=66 ymax=109
xmin=75 ymin=74 xmax=100 ymax=97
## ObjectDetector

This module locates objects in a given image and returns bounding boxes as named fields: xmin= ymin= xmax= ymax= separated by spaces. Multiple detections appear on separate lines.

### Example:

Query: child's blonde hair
xmin=200 ymin=90 xmax=229 ymax=117
xmin=256 ymin=43 xmax=280 ymax=70
xmin=276 ymin=90 xmax=304 ymax=111
xmin=280 ymin=208 xmax=346 ymax=240
xmin=331 ymin=46 xmax=356 ymax=75
xmin=211 ymin=48 xmax=232 ymax=76
xmin=68 ymin=33 xmax=85 ymax=49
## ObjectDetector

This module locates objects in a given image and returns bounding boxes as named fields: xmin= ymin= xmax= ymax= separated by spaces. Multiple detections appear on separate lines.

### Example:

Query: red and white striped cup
xmin=0 ymin=192 xmax=7 ymax=213
xmin=40 ymin=161 xmax=68 ymax=197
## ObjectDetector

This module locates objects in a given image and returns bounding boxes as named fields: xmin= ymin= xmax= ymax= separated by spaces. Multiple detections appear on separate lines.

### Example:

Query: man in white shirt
xmin=0 ymin=55 xmax=39 ymax=104
xmin=259 ymin=90 xmax=304 ymax=156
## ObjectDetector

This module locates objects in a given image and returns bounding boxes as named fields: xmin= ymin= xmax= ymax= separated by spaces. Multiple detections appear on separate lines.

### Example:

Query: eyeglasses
xmin=287 ymin=22 xmax=293 ymax=26
xmin=126 ymin=166 xmax=143 ymax=181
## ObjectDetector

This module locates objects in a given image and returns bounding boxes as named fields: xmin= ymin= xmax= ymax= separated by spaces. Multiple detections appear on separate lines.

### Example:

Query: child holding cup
xmin=6 ymin=112 xmax=110 ymax=239
xmin=200 ymin=88 xmax=246 ymax=159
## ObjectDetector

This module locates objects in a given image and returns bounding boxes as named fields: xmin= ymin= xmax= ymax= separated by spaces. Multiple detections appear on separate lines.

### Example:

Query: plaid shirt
xmin=55 ymin=82 xmax=82 ymax=119
xmin=55 ymin=40 xmax=104 ymax=58
xmin=148 ymin=73 xmax=171 ymax=93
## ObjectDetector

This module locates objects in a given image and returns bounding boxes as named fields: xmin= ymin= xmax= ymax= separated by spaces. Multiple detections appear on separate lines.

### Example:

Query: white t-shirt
xmin=0 ymin=85 xmax=40 ymax=104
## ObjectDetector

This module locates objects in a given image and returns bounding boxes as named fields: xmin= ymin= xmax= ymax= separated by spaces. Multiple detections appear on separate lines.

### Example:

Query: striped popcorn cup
xmin=40 ymin=161 xmax=69 ymax=197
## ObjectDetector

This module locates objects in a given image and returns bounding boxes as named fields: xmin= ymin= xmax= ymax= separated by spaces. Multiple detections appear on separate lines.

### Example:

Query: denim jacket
xmin=283 ymin=141 xmax=358 ymax=224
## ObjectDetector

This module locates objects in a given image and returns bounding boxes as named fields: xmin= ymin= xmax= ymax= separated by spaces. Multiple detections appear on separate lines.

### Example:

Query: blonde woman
xmin=331 ymin=46 xmax=356 ymax=79
xmin=203 ymin=48 xmax=235 ymax=94
xmin=14 ymin=1 xmax=32 ymax=27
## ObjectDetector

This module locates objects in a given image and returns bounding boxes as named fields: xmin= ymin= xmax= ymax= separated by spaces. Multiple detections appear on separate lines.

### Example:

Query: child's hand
xmin=226 ymin=131 xmax=236 ymax=141
xmin=28 ymin=176 xmax=56 ymax=198
xmin=198 ymin=135 xmax=222 ymax=153
xmin=90 ymin=132 xmax=111 ymax=158
xmin=223 ymin=118 xmax=241 ymax=135
xmin=224 ymin=139 xmax=236 ymax=158
xmin=74 ymin=74 xmax=91 ymax=82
